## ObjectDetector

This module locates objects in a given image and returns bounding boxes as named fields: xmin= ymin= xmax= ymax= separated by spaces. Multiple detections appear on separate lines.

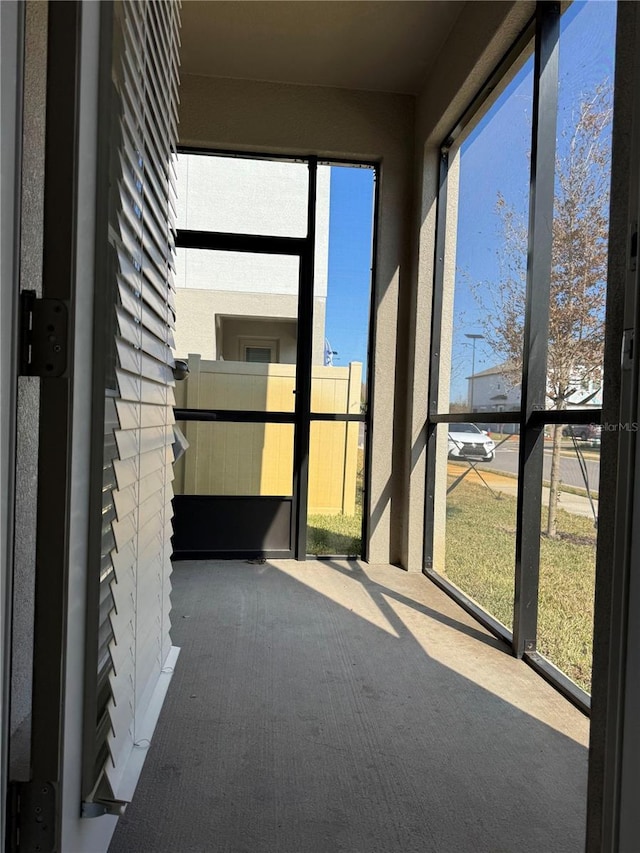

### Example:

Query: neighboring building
xmin=173 ymin=156 xmax=331 ymax=365
xmin=562 ymin=370 xmax=604 ymax=409
xmin=467 ymin=361 xmax=603 ymax=412
xmin=466 ymin=362 xmax=521 ymax=412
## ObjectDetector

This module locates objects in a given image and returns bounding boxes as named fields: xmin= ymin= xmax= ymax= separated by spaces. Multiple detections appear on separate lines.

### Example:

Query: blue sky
xmin=448 ymin=0 xmax=617 ymax=401
xmin=322 ymin=166 xmax=375 ymax=377
xmin=321 ymin=2 xmax=617 ymax=400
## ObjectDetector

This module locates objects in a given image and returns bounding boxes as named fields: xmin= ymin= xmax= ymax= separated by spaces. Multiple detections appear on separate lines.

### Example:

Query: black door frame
xmin=172 ymin=150 xmax=377 ymax=561
xmin=172 ymin=226 xmax=308 ymax=560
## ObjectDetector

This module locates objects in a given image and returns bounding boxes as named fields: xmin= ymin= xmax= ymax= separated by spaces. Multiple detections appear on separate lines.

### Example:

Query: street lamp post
xmin=465 ymin=333 xmax=484 ymax=412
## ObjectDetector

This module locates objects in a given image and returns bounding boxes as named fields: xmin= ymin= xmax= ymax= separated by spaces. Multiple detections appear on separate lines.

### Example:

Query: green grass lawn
xmin=307 ymin=509 xmax=362 ymax=556
xmin=444 ymin=477 xmax=596 ymax=692
xmin=307 ymin=449 xmax=364 ymax=555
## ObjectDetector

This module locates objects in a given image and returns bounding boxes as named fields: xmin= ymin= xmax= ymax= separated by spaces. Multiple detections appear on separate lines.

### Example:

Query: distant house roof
xmin=466 ymin=360 xmax=519 ymax=380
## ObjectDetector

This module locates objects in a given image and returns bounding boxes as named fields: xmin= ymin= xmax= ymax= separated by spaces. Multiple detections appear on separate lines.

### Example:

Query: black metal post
xmin=423 ymin=150 xmax=450 ymax=569
xmin=294 ymin=157 xmax=317 ymax=559
xmin=360 ymin=164 xmax=380 ymax=563
xmin=513 ymin=1 xmax=560 ymax=658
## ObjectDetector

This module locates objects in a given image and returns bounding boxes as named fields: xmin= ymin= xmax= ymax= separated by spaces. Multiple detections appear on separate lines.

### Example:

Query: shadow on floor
xmin=109 ymin=560 xmax=587 ymax=853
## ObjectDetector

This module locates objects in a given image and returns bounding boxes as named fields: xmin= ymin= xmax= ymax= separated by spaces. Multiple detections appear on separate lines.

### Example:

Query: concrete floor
xmin=109 ymin=560 xmax=589 ymax=853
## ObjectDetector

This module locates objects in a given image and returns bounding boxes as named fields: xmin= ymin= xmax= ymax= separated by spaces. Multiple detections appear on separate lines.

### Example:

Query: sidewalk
xmin=447 ymin=463 xmax=598 ymax=520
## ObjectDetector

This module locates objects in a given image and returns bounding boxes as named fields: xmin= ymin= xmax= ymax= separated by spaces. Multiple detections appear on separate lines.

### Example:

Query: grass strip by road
xmin=473 ymin=459 xmax=599 ymax=501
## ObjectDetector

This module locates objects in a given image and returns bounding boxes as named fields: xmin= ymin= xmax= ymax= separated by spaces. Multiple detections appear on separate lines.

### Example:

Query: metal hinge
xmin=7 ymin=780 xmax=57 ymax=852
xmin=19 ymin=290 xmax=68 ymax=377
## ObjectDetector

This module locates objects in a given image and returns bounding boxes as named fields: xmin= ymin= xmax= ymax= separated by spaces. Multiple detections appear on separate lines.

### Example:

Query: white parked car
xmin=448 ymin=423 xmax=495 ymax=462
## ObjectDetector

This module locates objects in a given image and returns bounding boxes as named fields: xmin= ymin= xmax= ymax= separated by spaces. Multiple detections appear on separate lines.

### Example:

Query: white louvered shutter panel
xmin=84 ymin=0 xmax=181 ymax=807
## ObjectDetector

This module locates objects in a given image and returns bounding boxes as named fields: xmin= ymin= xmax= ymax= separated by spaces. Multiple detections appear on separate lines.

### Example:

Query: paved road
xmin=479 ymin=439 xmax=600 ymax=493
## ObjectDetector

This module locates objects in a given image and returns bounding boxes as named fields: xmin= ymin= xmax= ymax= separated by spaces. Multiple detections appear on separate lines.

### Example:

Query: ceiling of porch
xmin=179 ymin=0 xmax=466 ymax=95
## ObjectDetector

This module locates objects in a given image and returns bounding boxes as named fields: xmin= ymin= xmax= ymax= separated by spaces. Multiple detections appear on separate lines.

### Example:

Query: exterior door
xmin=171 ymin=242 xmax=308 ymax=558
xmin=170 ymin=151 xmax=317 ymax=558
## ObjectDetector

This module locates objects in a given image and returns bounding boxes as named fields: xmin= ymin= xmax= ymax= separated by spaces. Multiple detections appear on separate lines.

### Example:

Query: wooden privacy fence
xmin=174 ymin=355 xmax=362 ymax=515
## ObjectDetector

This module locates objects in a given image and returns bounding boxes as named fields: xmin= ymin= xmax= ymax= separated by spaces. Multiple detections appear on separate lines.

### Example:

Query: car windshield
xmin=449 ymin=423 xmax=482 ymax=434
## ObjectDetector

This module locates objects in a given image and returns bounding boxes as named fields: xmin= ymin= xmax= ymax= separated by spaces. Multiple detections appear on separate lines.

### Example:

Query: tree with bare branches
xmin=472 ymin=82 xmax=612 ymax=537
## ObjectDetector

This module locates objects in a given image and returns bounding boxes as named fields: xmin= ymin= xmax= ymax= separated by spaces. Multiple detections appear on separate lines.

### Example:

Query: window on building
xmin=243 ymin=342 xmax=277 ymax=363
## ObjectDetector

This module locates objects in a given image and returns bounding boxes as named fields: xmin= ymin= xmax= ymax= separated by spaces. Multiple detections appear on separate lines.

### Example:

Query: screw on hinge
xmin=8 ymin=780 xmax=57 ymax=851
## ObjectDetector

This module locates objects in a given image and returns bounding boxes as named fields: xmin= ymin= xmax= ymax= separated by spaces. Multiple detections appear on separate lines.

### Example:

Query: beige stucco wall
xmin=430 ymin=151 xmax=460 ymax=571
xmin=219 ymin=317 xmax=298 ymax=363
xmin=174 ymin=288 xmax=297 ymax=359
xmin=174 ymin=289 xmax=326 ymax=365
xmin=178 ymin=74 xmax=414 ymax=564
